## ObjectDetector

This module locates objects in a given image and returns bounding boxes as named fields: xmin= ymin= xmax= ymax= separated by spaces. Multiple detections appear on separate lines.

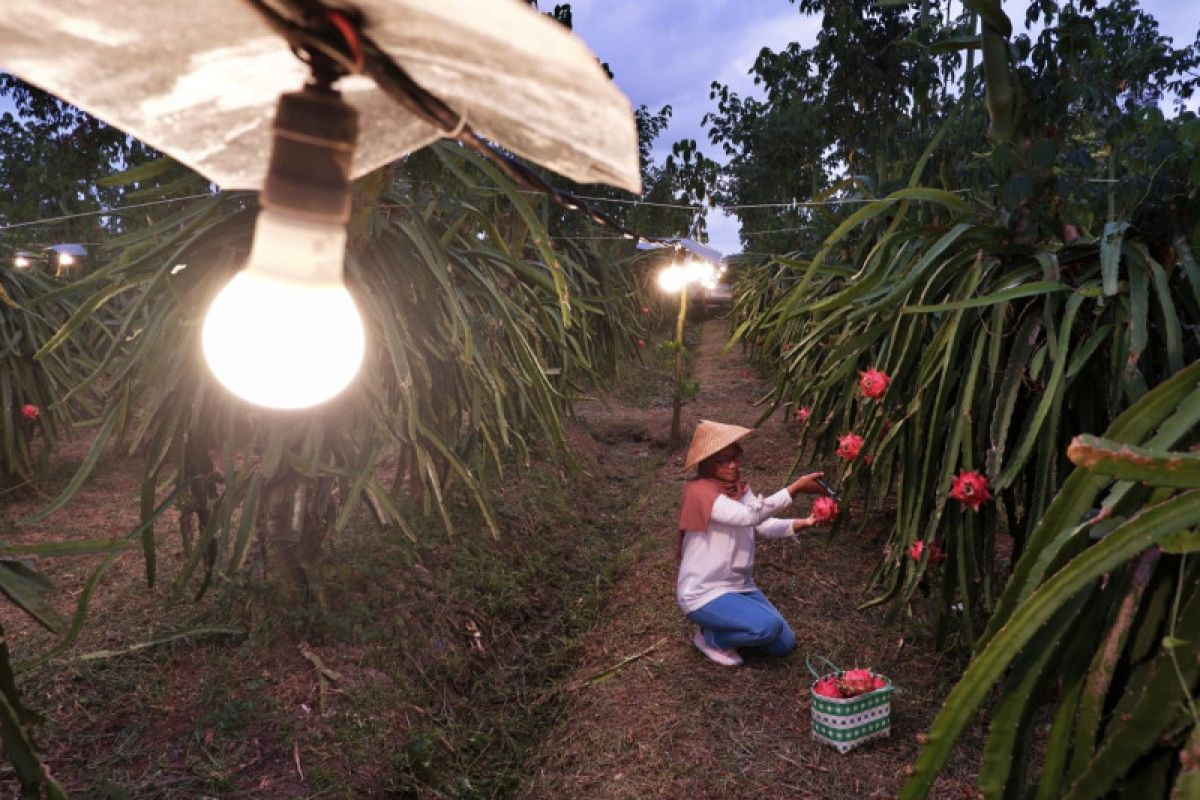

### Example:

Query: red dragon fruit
xmin=949 ymin=470 xmax=990 ymax=511
xmin=21 ymin=404 xmax=39 ymax=421
xmin=837 ymin=668 xmax=877 ymax=698
xmin=795 ymin=406 xmax=811 ymax=423
xmin=858 ymin=368 xmax=891 ymax=400
xmin=910 ymin=540 xmax=946 ymax=566
xmin=836 ymin=433 xmax=863 ymax=460
xmin=813 ymin=677 xmax=842 ymax=698
xmin=811 ymin=496 xmax=839 ymax=523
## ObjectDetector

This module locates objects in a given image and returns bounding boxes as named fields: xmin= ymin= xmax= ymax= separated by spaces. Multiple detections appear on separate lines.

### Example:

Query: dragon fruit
xmin=836 ymin=433 xmax=863 ymax=460
xmin=813 ymin=677 xmax=842 ymax=698
xmin=811 ymin=496 xmax=839 ymax=523
xmin=858 ymin=368 xmax=891 ymax=400
xmin=950 ymin=470 xmax=990 ymax=511
xmin=795 ymin=406 xmax=811 ymax=423
xmin=837 ymin=668 xmax=877 ymax=698
xmin=910 ymin=540 xmax=946 ymax=566
xmin=21 ymin=404 xmax=39 ymax=421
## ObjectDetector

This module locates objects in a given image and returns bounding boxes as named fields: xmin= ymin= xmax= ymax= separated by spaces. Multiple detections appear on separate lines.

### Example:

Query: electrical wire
xmin=325 ymin=9 xmax=364 ymax=73
xmin=0 ymin=193 xmax=218 ymax=232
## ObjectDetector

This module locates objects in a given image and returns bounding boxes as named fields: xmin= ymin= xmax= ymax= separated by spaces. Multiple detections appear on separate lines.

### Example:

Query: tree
xmin=0 ymin=74 xmax=163 ymax=249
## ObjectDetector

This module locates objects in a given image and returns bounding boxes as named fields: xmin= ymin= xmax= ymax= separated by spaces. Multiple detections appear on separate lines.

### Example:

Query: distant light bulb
xmin=13 ymin=255 xmax=31 ymax=269
xmin=657 ymin=265 xmax=687 ymax=293
xmin=684 ymin=259 xmax=716 ymax=287
xmin=57 ymin=253 xmax=75 ymax=267
xmin=202 ymin=209 xmax=364 ymax=409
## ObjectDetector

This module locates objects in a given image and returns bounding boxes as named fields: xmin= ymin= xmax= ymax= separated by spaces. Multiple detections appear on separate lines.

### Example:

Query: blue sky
xmin=568 ymin=0 xmax=1200 ymax=256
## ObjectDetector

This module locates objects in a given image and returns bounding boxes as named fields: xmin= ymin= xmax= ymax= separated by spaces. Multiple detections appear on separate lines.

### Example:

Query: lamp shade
xmin=0 ymin=0 xmax=641 ymax=194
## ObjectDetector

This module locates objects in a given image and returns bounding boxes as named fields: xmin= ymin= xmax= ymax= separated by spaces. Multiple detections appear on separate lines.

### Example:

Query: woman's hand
xmin=791 ymin=515 xmax=818 ymax=532
xmin=787 ymin=471 xmax=826 ymax=497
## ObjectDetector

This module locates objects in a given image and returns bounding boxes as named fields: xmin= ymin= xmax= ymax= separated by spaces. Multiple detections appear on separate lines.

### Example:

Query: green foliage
xmin=901 ymin=363 xmax=1200 ymax=798
xmin=734 ymin=179 xmax=1200 ymax=643
xmin=0 ymin=73 xmax=161 ymax=247
xmin=722 ymin=1 xmax=1200 ymax=796
xmin=0 ymin=265 xmax=101 ymax=484
xmin=23 ymin=140 xmax=650 ymax=616
xmin=707 ymin=0 xmax=971 ymax=254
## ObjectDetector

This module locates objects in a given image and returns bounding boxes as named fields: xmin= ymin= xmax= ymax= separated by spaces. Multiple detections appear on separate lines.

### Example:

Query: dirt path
xmin=521 ymin=317 xmax=981 ymax=800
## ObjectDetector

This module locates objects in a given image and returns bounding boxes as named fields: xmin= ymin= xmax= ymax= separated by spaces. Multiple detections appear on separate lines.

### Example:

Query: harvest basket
xmin=806 ymin=655 xmax=893 ymax=754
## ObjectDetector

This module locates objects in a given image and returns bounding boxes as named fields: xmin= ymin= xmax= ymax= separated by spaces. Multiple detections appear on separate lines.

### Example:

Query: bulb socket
xmin=262 ymin=85 xmax=359 ymax=223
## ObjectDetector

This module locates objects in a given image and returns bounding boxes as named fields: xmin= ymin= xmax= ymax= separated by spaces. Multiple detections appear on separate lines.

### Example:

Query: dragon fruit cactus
xmin=837 ymin=668 xmax=877 ymax=698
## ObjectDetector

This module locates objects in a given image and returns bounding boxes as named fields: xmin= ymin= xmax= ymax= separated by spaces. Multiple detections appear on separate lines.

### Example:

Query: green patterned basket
xmin=806 ymin=655 xmax=893 ymax=754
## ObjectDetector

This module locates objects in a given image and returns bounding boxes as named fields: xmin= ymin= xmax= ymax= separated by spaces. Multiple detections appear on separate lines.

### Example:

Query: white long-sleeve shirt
xmin=676 ymin=487 xmax=795 ymax=613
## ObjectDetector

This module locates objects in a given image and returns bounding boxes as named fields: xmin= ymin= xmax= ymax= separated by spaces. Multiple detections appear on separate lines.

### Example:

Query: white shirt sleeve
xmin=755 ymin=517 xmax=796 ymax=539
xmin=709 ymin=488 xmax=793 ymax=528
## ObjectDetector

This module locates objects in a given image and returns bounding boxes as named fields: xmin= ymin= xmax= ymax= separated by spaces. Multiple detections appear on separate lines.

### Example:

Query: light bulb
xmin=657 ymin=264 xmax=687 ymax=293
xmin=202 ymin=209 xmax=364 ymax=409
xmin=201 ymin=80 xmax=362 ymax=410
xmin=13 ymin=254 xmax=31 ymax=269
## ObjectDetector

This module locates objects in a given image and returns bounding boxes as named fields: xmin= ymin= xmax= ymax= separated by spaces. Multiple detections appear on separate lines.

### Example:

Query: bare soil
xmin=0 ymin=316 xmax=983 ymax=798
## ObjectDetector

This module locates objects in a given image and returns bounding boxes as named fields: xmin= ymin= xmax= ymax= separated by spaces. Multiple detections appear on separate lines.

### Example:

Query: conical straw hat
xmin=683 ymin=420 xmax=753 ymax=471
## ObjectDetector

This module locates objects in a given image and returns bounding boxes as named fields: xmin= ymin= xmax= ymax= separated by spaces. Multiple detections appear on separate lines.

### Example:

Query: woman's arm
xmin=756 ymin=515 xmax=819 ymax=539
xmin=786 ymin=472 xmax=827 ymax=498
xmin=709 ymin=489 xmax=793 ymax=527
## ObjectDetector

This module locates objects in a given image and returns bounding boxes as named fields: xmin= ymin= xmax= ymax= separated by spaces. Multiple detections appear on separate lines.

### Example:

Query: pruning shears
xmin=814 ymin=476 xmax=841 ymax=503
xmin=788 ymin=465 xmax=841 ymax=503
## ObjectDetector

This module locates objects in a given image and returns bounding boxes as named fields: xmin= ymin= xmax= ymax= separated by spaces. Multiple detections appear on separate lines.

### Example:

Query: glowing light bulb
xmin=657 ymin=264 xmax=687 ymax=293
xmin=57 ymin=253 xmax=75 ymax=267
xmin=202 ymin=209 xmax=364 ymax=409
xmin=13 ymin=254 xmax=31 ymax=269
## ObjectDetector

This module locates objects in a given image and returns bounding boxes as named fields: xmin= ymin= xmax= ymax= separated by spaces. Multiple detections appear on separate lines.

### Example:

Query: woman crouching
xmin=677 ymin=420 xmax=830 ymax=666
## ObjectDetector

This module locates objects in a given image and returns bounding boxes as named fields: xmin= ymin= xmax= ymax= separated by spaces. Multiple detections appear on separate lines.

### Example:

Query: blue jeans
xmin=686 ymin=589 xmax=795 ymax=657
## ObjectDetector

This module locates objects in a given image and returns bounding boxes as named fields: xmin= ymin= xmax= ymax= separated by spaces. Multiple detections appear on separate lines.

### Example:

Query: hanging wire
xmin=0 ymin=193 xmax=219 ymax=232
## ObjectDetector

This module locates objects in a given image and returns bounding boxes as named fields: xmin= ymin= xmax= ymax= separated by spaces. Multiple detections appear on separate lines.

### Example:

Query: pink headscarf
xmin=676 ymin=476 xmax=747 ymax=559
